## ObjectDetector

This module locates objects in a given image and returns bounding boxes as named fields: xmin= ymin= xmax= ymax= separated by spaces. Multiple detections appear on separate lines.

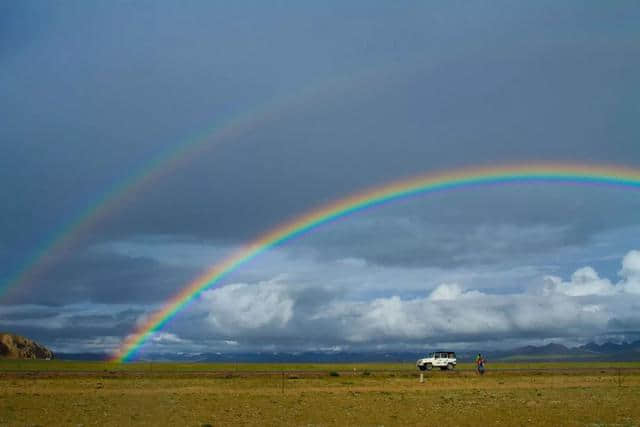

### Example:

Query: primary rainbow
xmin=113 ymin=163 xmax=640 ymax=362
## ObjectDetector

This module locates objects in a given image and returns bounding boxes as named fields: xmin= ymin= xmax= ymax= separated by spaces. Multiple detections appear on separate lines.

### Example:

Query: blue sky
xmin=1 ymin=1 xmax=640 ymax=355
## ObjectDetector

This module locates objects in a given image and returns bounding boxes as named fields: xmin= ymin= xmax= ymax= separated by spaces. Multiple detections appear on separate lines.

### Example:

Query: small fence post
xmin=618 ymin=368 xmax=621 ymax=387
xmin=419 ymin=372 xmax=424 ymax=383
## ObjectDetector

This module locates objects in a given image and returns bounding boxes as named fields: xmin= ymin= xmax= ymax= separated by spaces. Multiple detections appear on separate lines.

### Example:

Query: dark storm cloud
xmin=2 ymin=1 xmax=640 ymax=352
xmin=290 ymin=185 xmax=640 ymax=269
xmin=0 ymin=2 xmax=52 ymax=59
xmin=4 ymin=249 xmax=198 ymax=306
xmin=0 ymin=306 xmax=60 ymax=321
xmin=2 ymin=1 xmax=639 ymax=249
xmin=0 ymin=304 xmax=143 ymax=352
xmin=0 ymin=316 xmax=134 ymax=342
xmin=85 ymin=42 xmax=640 ymax=247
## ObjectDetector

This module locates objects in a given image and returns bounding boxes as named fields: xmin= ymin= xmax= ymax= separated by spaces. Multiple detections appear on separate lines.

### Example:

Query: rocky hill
xmin=0 ymin=333 xmax=54 ymax=359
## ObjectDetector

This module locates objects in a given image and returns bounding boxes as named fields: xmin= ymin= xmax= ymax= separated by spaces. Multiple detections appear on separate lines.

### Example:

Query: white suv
xmin=416 ymin=351 xmax=457 ymax=371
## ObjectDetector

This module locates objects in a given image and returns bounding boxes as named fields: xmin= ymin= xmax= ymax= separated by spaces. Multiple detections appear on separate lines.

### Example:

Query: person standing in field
xmin=476 ymin=353 xmax=486 ymax=375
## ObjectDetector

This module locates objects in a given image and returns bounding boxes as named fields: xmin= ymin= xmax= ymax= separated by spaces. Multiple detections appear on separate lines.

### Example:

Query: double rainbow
xmin=113 ymin=163 xmax=640 ymax=361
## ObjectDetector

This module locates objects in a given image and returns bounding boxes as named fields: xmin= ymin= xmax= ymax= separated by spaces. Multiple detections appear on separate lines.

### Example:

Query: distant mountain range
xmin=56 ymin=340 xmax=640 ymax=362
xmin=493 ymin=340 xmax=640 ymax=362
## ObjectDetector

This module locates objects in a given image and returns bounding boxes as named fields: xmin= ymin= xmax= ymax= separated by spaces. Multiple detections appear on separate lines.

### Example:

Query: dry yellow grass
xmin=0 ymin=364 xmax=639 ymax=426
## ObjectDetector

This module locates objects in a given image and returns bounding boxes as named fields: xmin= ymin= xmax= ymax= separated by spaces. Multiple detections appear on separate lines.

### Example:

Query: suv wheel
xmin=447 ymin=363 xmax=454 ymax=370
xmin=418 ymin=365 xmax=426 ymax=371
xmin=425 ymin=363 xmax=433 ymax=371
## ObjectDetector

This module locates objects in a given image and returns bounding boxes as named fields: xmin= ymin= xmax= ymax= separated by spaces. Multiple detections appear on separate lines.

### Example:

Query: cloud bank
xmin=139 ymin=249 xmax=640 ymax=354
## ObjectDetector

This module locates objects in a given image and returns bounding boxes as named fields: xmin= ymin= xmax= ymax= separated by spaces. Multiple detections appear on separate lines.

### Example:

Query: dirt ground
xmin=1 ymin=367 xmax=639 ymax=426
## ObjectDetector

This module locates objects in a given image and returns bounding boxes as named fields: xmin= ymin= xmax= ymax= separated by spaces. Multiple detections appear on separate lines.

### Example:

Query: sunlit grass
xmin=1 ymin=362 xmax=639 ymax=425
xmin=1 ymin=359 xmax=639 ymax=372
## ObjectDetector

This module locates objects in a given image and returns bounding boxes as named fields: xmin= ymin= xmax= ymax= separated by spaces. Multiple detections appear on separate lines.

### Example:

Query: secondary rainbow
xmin=0 ymin=112 xmax=256 ymax=299
xmin=113 ymin=163 xmax=640 ymax=361
xmin=0 ymin=76 xmax=356 ymax=300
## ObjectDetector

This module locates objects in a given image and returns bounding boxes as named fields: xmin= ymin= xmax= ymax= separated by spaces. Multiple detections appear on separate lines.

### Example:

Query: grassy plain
xmin=1 ymin=361 xmax=639 ymax=426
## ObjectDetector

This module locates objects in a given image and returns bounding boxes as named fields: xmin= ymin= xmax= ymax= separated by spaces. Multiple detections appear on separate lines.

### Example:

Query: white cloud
xmin=5 ymin=251 xmax=639 ymax=354
xmin=620 ymin=250 xmax=640 ymax=294
xmin=151 ymin=332 xmax=184 ymax=344
xmin=319 ymin=291 xmax=611 ymax=345
xmin=582 ymin=304 xmax=601 ymax=313
xmin=543 ymin=249 xmax=640 ymax=296
xmin=543 ymin=266 xmax=616 ymax=296
xmin=201 ymin=279 xmax=294 ymax=331
xmin=429 ymin=283 xmax=462 ymax=300
xmin=621 ymin=250 xmax=640 ymax=275
xmin=182 ymin=250 xmax=640 ymax=349
xmin=429 ymin=283 xmax=484 ymax=300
